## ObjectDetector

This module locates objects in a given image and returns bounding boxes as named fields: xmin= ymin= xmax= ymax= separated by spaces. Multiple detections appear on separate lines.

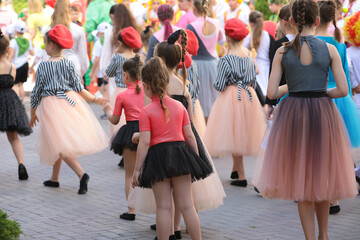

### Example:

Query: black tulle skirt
xmin=0 ymin=89 xmax=32 ymax=136
xmin=139 ymin=141 xmax=213 ymax=188
xmin=111 ymin=121 xmax=139 ymax=155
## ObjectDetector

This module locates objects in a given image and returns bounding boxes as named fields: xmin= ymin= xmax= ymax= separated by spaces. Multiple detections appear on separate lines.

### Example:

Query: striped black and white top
xmin=186 ymin=62 xmax=200 ymax=101
xmin=30 ymin=58 xmax=84 ymax=108
xmin=105 ymin=53 xmax=127 ymax=88
xmin=214 ymin=54 xmax=257 ymax=101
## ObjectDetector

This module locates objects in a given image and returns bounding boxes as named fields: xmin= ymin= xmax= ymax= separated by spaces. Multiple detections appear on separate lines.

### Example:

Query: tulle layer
xmin=204 ymin=86 xmax=267 ymax=157
xmin=111 ymin=121 xmax=139 ymax=155
xmin=37 ymin=91 xmax=109 ymax=165
xmin=192 ymin=99 xmax=206 ymax=139
xmin=109 ymin=87 xmax=126 ymax=137
xmin=253 ymin=96 xmax=358 ymax=202
xmin=139 ymin=141 xmax=213 ymax=188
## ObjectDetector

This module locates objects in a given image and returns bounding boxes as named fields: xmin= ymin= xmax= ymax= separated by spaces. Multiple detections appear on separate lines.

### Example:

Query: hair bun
xmin=167 ymin=30 xmax=181 ymax=44
xmin=144 ymin=25 xmax=151 ymax=34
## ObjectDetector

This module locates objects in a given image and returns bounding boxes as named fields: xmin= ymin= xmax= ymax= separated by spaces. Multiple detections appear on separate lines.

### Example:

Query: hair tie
xmin=0 ymin=30 xmax=3 ymax=38
xmin=144 ymin=25 xmax=151 ymax=34
xmin=182 ymin=57 xmax=185 ymax=62
xmin=167 ymin=30 xmax=181 ymax=44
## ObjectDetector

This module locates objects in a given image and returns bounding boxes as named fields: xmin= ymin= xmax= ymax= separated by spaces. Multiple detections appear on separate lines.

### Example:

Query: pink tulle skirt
xmin=192 ymin=99 xmax=206 ymax=139
xmin=204 ymin=86 xmax=267 ymax=157
xmin=129 ymin=138 xmax=226 ymax=214
xmin=37 ymin=91 xmax=109 ymax=166
xmin=109 ymin=87 xmax=126 ymax=137
xmin=253 ymin=96 xmax=358 ymax=202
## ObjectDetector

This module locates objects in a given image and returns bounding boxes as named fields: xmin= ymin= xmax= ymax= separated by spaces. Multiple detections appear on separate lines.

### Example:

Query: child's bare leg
xmin=232 ymin=155 xmax=245 ymax=180
xmin=315 ymin=201 xmax=330 ymax=240
xmin=50 ymin=157 xmax=63 ymax=182
xmin=6 ymin=131 xmax=24 ymax=165
xmin=298 ymin=201 xmax=316 ymax=240
xmin=172 ymin=175 xmax=201 ymax=240
xmin=61 ymin=155 xmax=85 ymax=179
xmin=123 ymin=149 xmax=136 ymax=213
xmin=174 ymin=204 xmax=182 ymax=232
xmin=18 ymin=83 xmax=25 ymax=101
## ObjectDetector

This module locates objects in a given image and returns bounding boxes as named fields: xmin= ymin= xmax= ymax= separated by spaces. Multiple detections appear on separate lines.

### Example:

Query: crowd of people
xmin=1 ymin=0 xmax=360 ymax=239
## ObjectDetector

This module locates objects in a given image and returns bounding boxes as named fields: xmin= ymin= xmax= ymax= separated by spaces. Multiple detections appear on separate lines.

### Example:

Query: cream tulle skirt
xmin=253 ymin=96 xmax=358 ymax=201
xmin=109 ymin=87 xmax=126 ymax=137
xmin=204 ymin=86 xmax=267 ymax=157
xmin=192 ymin=99 xmax=206 ymax=139
xmin=36 ymin=91 xmax=109 ymax=165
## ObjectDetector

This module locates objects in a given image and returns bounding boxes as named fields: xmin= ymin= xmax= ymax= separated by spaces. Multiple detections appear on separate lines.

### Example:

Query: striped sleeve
xmin=214 ymin=57 xmax=230 ymax=92
xmin=68 ymin=60 xmax=84 ymax=92
xmin=105 ymin=54 xmax=119 ymax=77
xmin=30 ymin=63 xmax=44 ymax=108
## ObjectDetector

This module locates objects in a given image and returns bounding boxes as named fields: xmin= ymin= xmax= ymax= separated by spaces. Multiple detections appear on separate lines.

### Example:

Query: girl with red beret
xmin=204 ymin=18 xmax=267 ymax=187
xmin=105 ymin=27 xmax=142 ymax=143
xmin=132 ymin=56 xmax=212 ymax=240
xmin=30 ymin=24 xmax=109 ymax=194
xmin=103 ymin=54 xmax=145 ymax=221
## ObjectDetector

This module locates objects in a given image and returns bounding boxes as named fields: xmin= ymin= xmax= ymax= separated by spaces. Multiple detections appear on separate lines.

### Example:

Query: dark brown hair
xmin=112 ymin=4 xmax=142 ymax=48
xmin=279 ymin=4 xmax=291 ymax=21
xmin=123 ymin=54 xmax=144 ymax=93
xmin=141 ymin=26 xmax=154 ymax=48
xmin=249 ymin=11 xmax=264 ymax=51
xmin=70 ymin=5 xmax=80 ymax=12
xmin=0 ymin=32 xmax=9 ymax=57
xmin=141 ymin=57 xmax=170 ymax=121
xmin=318 ymin=0 xmax=341 ymax=42
xmin=284 ymin=0 xmax=319 ymax=56
xmin=44 ymin=32 xmax=61 ymax=50
xmin=155 ymin=30 xmax=188 ymax=87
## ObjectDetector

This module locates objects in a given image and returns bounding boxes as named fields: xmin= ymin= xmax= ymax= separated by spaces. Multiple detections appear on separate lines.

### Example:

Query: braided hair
xmin=0 ymin=30 xmax=9 ymax=57
xmin=284 ymin=0 xmax=319 ymax=56
xmin=122 ymin=54 xmax=144 ymax=94
xmin=157 ymin=4 xmax=175 ymax=40
xmin=141 ymin=57 xmax=170 ymax=121
xmin=318 ymin=0 xmax=342 ymax=43
xmin=154 ymin=30 xmax=188 ymax=87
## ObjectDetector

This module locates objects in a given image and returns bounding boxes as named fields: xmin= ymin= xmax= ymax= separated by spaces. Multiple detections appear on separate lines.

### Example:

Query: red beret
xmin=48 ymin=24 xmax=74 ymax=49
xmin=121 ymin=27 xmax=142 ymax=50
xmin=225 ymin=18 xmax=249 ymax=41
xmin=177 ymin=53 xmax=192 ymax=69
xmin=263 ymin=20 xmax=277 ymax=39
xmin=46 ymin=0 xmax=56 ymax=9
xmin=177 ymin=30 xmax=199 ymax=56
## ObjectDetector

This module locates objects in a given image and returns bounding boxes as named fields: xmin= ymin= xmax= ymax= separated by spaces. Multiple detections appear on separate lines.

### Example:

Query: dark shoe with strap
xmin=254 ymin=186 xmax=260 ymax=193
xmin=150 ymin=224 xmax=156 ymax=231
xmin=18 ymin=164 xmax=29 ymax=180
xmin=78 ymin=173 xmax=89 ymax=194
xmin=329 ymin=205 xmax=341 ymax=214
xmin=231 ymin=179 xmax=248 ymax=187
xmin=119 ymin=212 xmax=136 ymax=221
xmin=230 ymin=171 xmax=238 ymax=179
xmin=154 ymin=235 xmax=176 ymax=240
xmin=118 ymin=158 xmax=124 ymax=168
xmin=43 ymin=180 xmax=59 ymax=187
xmin=174 ymin=231 xmax=181 ymax=239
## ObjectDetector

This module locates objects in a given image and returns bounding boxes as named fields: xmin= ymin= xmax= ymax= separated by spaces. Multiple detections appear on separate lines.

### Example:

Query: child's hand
xmin=132 ymin=132 xmax=140 ymax=144
xmin=103 ymin=103 xmax=112 ymax=114
xmin=94 ymin=97 xmax=109 ymax=106
xmin=30 ymin=113 xmax=39 ymax=127
xmin=131 ymin=170 xmax=140 ymax=188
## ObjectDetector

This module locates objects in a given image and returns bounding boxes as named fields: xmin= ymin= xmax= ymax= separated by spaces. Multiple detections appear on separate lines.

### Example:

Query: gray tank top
xmin=282 ymin=35 xmax=331 ymax=93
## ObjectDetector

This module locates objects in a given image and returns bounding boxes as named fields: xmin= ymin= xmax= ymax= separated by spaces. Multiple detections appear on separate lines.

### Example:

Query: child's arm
xmin=78 ymin=89 xmax=108 ymax=106
xmin=183 ymin=124 xmax=198 ymax=155
xmin=89 ymin=56 xmax=100 ymax=83
xmin=103 ymin=103 xmax=121 ymax=125
xmin=132 ymin=131 xmax=151 ymax=187
xmin=326 ymin=44 xmax=348 ymax=98
xmin=267 ymin=47 xmax=288 ymax=100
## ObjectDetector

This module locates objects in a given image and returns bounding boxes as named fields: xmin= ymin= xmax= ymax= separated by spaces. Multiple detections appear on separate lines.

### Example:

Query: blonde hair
xmin=51 ymin=0 xmax=71 ymax=29
xmin=28 ymin=0 xmax=43 ymax=14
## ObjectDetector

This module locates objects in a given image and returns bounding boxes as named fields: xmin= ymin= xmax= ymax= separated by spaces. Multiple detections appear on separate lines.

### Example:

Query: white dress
xmin=100 ymin=26 xmax=117 ymax=95
xmin=243 ymin=30 xmax=271 ymax=97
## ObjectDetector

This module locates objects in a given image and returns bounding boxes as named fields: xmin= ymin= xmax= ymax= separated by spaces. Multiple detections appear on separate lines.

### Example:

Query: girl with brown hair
xmin=253 ymin=0 xmax=358 ymax=238
xmin=132 ymin=56 xmax=212 ymax=240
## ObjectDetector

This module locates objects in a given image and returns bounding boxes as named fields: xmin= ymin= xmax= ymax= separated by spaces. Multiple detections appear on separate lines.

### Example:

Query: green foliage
xmin=0 ymin=209 xmax=22 ymax=240
xmin=255 ymin=0 xmax=273 ymax=20
xmin=12 ymin=0 xmax=28 ymax=13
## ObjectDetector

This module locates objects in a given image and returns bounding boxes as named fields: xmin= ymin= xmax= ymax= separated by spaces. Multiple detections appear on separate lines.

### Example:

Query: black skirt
xmin=111 ymin=121 xmax=139 ymax=155
xmin=14 ymin=63 xmax=29 ymax=84
xmin=139 ymin=141 xmax=213 ymax=188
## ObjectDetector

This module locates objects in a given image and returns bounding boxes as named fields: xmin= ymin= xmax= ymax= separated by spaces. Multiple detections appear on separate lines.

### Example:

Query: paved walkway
xmin=1 ymin=98 xmax=359 ymax=240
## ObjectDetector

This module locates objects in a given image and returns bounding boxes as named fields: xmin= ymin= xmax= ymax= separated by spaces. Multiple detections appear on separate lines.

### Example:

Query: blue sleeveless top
xmin=282 ymin=36 xmax=331 ymax=93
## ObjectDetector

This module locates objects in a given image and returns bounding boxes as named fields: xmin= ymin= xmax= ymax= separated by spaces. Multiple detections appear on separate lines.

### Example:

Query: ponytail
xmin=159 ymin=92 xmax=169 ymax=122
xmin=249 ymin=11 xmax=264 ymax=51
xmin=179 ymin=30 xmax=188 ymax=87
xmin=122 ymin=54 xmax=144 ymax=94
xmin=318 ymin=0 xmax=342 ymax=43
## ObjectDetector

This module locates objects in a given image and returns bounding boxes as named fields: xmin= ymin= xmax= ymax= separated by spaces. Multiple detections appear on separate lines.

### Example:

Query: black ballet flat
xmin=356 ymin=176 xmax=360 ymax=185
xmin=18 ymin=164 xmax=29 ymax=180
xmin=119 ymin=212 xmax=136 ymax=221
xmin=230 ymin=171 xmax=238 ymax=179
xmin=154 ymin=235 xmax=176 ymax=240
xmin=43 ymin=180 xmax=60 ymax=187
xmin=150 ymin=224 xmax=157 ymax=231
xmin=118 ymin=158 xmax=124 ymax=168
xmin=174 ymin=230 xmax=181 ymax=239
xmin=78 ymin=173 xmax=89 ymax=194
xmin=329 ymin=205 xmax=341 ymax=214
xmin=231 ymin=179 xmax=248 ymax=187
xmin=254 ymin=186 xmax=260 ymax=193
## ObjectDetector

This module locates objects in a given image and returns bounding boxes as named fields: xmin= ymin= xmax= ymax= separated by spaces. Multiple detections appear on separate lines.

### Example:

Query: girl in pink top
xmin=176 ymin=0 xmax=197 ymax=28
xmin=132 ymin=57 xmax=212 ymax=240
xmin=104 ymin=55 xmax=145 ymax=221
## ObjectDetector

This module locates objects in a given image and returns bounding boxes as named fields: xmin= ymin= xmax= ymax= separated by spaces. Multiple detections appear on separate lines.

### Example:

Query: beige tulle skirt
xmin=109 ymin=87 xmax=126 ymax=137
xmin=192 ymin=99 xmax=206 ymax=139
xmin=36 ymin=91 xmax=109 ymax=166
xmin=128 ymin=138 xmax=226 ymax=214
xmin=204 ymin=86 xmax=267 ymax=157
xmin=253 ymin=96 xmax=358 ymax=201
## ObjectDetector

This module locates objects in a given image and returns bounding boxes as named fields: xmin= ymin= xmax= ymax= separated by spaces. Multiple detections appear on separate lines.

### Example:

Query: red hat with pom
xmin=225 ymin=18 xmax=249 ymax=41
xmin=48 ymin=24 xmax=74 ymax=49
xmin=121 ymin=27 xmax=142 ymax=50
